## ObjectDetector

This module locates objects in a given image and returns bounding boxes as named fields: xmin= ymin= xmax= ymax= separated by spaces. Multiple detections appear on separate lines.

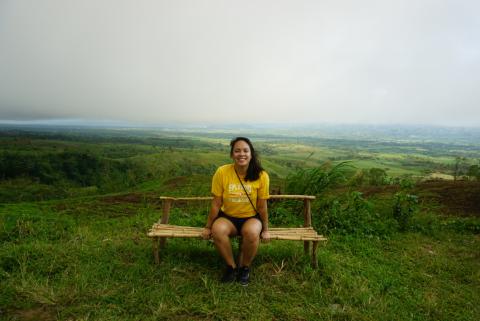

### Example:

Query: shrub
xmin=392 ymin=192 xmax=418 ymax=231
xmin=315 ymin=191 xmax=395 ymax=237
xmin=269 ymin=205 xmax=303 ymax=227
xmin=367 ymin=167 xmax=388 ymax=186
xmin=349 ymin=169 xmax=366 ymax=187
xmin=467 ymin=164 xmax=480 ymax=181
xmin=442 ymin=217 xmax=480 ymax=234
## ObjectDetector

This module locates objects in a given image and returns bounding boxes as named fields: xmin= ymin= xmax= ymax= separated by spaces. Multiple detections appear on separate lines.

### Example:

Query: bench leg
xmin=311 ymin=241 xmax=319 ymax=269
xmin=153 ymin=237 xmax=160 ymax=264
xmin=304 ymin=241 xmax=310 ymax=255
xmin=159 ymin=237 xmax=167 ymax=249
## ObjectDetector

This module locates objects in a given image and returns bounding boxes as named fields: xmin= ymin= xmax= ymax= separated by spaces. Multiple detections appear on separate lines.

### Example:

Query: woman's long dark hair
xmin=230 ymin=137 xmax=264 ymax=181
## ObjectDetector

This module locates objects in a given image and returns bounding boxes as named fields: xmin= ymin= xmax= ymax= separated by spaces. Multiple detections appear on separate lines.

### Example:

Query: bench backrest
xmin=158 ymin=195 xmax=316 ymax=228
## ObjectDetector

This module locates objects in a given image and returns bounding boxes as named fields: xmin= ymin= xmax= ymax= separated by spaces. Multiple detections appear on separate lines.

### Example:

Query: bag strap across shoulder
xmin=234 ymin=168 xmax=258 ymax=214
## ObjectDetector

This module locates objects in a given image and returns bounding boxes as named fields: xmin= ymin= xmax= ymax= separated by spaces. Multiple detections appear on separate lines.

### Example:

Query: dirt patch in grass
xmin=357 ymin=181 xmax=480 ymax=217
xmin=100 ymin=192 xmax=161 ymax=207
xmin=359 ymin=185 xmax=400 ymax=198
xmin=414 ymin=180 xmax=480 ymax=217
xmin=8 ymin=306 xmax=55 ymax=321
xmin=101 ymin=193 xmax=144 ymax=204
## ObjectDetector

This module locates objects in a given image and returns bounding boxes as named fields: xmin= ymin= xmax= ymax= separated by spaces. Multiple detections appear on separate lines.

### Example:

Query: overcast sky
xmin=0 ymin=0 xmax=479 ymax=126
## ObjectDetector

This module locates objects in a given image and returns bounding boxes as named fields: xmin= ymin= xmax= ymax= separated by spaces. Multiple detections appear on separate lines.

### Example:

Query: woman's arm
xmin=201 ymin=196 xmax=222 ymax=239
xmin=257 ymin=198 xmax=270 ymax=241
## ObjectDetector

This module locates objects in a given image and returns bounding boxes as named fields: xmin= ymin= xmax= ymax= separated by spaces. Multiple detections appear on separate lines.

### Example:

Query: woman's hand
xmin=201 ymin=227 xmax=212 ymax=240
xmin=260 ymin=230 xmax=270 ymax=243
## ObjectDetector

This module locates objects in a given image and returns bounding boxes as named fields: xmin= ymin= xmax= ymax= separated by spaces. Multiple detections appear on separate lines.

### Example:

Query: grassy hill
xmin=0 ymin=127 xmax=479 ymax=320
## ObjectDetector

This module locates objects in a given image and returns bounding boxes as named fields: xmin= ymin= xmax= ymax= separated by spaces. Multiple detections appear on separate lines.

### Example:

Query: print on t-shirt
xmin=227 ymin=183 xmax=252 ymax=203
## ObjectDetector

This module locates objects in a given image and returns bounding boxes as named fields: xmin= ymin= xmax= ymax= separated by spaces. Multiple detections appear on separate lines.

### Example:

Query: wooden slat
xmin=149 ymin=230 xmax=322 ymax=238
xmin=152 ymin=224 xmax=317 ymax=230
xmin=159 ymin=195 xmax=316 ymax=201
xmin=152 ymin=224 xmax=203 ymax=230
xmin=149 ymin=232 xmax=201 ymax=236
xmin=152 ymin=224 xmax=316 ymax=232
xmin=269 ymin=195 xmax=316 ymax=200
xmin=270 ymin=235 xmax=327 ymax=241
xmin=151 ymin=229 xmax=199 ymax=234
xmin=270 ymin=232 xmax=318 ymax=237
xmin=160 ymin=196 xmax=213 ymax=201
xmin=271 ymin=229 xmax=317 ymax=234
xmin=148 ymin=224 xmax=327 ymax=241
xmin=269 ymin=227 xmax=314 ymax=231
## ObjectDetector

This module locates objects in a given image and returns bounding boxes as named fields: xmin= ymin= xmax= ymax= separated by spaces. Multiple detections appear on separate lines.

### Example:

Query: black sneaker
xmin=237 ymin=266 xmax=250 ymax=286
xmin=221 ymin=265 xmax=236 ymax=283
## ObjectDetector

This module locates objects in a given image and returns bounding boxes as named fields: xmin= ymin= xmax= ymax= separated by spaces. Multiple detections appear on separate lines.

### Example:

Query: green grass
xmin=1 ymin=128 xmax=479 ymax=320
xmin=1 ymin=197 xmax=478 ymax=321
xmin=2 ymin=129 xmax=470 ymax=203
xmin=345 ymin=159 xmax=424 ymax=177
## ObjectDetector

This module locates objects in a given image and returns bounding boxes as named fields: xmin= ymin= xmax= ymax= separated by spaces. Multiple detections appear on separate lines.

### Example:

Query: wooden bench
xmin=147 ymin=195 xmax=327 ymax=268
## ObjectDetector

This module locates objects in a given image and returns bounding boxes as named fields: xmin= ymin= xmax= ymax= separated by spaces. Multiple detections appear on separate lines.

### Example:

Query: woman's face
xmin=231 ymin=140 xmax=252 ymax=167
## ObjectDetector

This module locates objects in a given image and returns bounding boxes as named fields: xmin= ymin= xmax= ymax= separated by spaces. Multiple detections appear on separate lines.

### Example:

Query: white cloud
xmin=0 ymin=0 xmax=479 ymax=126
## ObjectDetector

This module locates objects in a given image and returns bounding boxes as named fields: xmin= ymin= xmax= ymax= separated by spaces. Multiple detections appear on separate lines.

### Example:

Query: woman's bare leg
xmin=239 ymin=218 xmax=262 ymax=267
xmin=211 ymin=218 xmax=238 ymax=267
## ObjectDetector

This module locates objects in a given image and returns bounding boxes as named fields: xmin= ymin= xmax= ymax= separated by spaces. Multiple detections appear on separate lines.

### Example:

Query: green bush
xmin=441 ymin=217 xmax=480 ymax=234
xmin=269 ymin=205 xmax=303 ymax=227
xmin=392 ymin=192 xmax=418 ymax=231
xmin=368 ymin=167 xmax=389 ymax=186
xmin=315 ymin=191 xmax=395 ymax=237
xmin=467 ymin=164 xmax=480 ymax=180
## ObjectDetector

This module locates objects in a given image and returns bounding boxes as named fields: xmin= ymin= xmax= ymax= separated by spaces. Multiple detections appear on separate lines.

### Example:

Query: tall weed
xmin=285 ymin=161 xmax=351 ymax=196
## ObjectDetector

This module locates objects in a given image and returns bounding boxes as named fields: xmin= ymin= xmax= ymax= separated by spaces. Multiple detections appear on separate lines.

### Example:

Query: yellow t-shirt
xmin=211 ymin=164 xmax=270 ymax=218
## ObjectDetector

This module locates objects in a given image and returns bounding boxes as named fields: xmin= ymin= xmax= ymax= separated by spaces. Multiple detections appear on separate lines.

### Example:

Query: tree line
xmin=0 ymin=151 xmax=144 ymax=188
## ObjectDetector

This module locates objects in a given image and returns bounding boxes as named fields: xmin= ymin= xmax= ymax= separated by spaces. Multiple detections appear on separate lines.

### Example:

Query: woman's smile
xmin=232 ymin=141 xmax=252 ymax=167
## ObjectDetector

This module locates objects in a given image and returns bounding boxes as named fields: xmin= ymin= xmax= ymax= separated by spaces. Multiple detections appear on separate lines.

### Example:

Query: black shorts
xmin=216 ymin=210 xmax=262 ymax=233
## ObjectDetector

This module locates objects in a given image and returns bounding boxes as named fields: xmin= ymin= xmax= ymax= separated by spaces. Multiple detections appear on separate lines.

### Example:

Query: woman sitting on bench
xmin=201 ymin=137 xmax=270 ymax=286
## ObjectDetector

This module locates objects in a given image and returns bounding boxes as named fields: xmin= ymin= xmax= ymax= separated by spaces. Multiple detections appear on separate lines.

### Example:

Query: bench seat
xmin=148 ymin=223 xmax=327 ymax=241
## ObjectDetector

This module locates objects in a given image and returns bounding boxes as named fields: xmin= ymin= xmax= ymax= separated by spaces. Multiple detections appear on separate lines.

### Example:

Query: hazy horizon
xmin=1 ymin=118 xmax=480 ymax=129
xmin=1 ymin=0 xmax=479 ymax=126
